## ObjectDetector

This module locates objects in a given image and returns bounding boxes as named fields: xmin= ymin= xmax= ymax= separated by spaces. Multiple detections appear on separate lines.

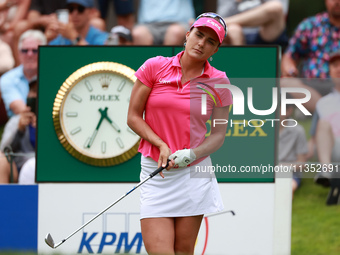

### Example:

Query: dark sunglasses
xmin=21 ymin=48 xmax=38 ymax=54
xmin=67 ymin=4 xmax=85 ymax=14
xmin=196 ymin=12 xmax=227 ymax=37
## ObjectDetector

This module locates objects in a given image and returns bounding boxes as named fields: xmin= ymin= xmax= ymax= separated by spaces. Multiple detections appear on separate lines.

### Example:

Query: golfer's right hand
xmin=158 ymin=144 xmax=175 ymax=178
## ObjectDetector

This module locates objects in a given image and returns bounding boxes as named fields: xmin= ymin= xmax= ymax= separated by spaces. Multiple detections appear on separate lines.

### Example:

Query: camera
xmin=56 ymin=9 xmax=69 ymax=24
xmin=26 ymin=97 xmax=37 ymax=113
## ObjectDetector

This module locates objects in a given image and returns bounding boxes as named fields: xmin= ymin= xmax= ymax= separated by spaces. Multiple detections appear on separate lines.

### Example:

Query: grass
xmin=291 ymin=115 xmax=340 ymax=254
xmin=291 ymin=178 xmax=340 ymax=255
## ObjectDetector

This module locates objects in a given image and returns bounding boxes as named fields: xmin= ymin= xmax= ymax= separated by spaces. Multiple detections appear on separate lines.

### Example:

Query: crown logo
xmin=100 ymin=75 xmax=111 ymax=90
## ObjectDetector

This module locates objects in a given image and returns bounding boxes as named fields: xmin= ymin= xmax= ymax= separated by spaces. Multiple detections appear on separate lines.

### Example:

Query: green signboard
xmin=36 ymin=46 xmax=279 ymax=182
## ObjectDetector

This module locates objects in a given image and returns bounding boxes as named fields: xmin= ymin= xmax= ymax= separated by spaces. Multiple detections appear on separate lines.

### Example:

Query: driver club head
xmin=45 ymin=233 xmax=55 ymax=249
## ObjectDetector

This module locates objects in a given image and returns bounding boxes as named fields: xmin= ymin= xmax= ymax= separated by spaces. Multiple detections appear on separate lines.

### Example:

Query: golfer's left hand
xmin=169 ymin=149 xmax=196 ymax=168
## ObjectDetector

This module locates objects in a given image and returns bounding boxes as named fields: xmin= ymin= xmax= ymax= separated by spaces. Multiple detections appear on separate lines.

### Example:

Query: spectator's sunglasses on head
xmin=21 ymin=48 xmax=38 ymax=54
xmin=196 ymin=12 xmax=227 ymax=37
xmin=67 ymin=4 xmax=86 ymax=14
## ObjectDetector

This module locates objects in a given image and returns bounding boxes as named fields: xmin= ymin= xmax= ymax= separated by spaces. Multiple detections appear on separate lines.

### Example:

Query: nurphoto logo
xmin=200 ymin=82 xmax=312 ymax=128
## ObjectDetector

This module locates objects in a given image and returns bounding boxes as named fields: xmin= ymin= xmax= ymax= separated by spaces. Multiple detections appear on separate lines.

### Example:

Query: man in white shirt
xmin=312 ymin=50 xmax=340 ymax=191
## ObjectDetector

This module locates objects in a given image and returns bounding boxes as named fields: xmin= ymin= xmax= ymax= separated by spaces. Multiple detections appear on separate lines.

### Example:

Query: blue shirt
xmin=137 ymin=0 xmax=194 ymax=24
xmin=49 ymin=26 xmax=108 ymax=45
xmin=0 ymin=65 xmax=29 ymax=117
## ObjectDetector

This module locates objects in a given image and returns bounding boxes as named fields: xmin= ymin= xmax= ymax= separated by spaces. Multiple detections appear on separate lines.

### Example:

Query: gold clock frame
xmin=52 ymin=61 xmax=140 ymax=167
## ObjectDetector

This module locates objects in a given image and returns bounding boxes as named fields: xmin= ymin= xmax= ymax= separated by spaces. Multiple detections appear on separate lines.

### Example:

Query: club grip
xmin=149 ymin=159 xmax=170 ymax=178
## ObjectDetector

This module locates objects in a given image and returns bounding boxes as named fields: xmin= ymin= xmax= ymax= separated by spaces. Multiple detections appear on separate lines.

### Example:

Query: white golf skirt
xmin=139 ymin=155 xmax=224 ymax=219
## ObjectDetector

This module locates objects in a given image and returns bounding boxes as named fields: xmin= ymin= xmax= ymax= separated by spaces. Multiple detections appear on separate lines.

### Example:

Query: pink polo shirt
xmin=135 ymin=51 xmax=233 ymax=165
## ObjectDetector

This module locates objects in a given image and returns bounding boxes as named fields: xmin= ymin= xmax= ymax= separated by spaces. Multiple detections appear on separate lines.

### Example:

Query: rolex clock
xmin=52 ymin=62 xmax=140 ymax=166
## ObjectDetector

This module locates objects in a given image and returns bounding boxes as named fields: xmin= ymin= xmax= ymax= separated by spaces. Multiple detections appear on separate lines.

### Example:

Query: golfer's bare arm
xmin=10 ymin=100 xmax=27 ymax=115
xmin=193 ymin=105 xmax=230 ymax=159
xmin=127 ymin=79 xmax=173 ymax=168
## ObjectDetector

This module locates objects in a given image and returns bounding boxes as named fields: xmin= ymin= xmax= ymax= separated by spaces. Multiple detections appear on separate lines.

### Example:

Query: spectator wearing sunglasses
xmin=9 ymin=0 xmax=105 ymax=65
xmin=0 ymin=29 xmax=46 ymax=117
xmin=49 ymin=0 xmax=108 ymax=46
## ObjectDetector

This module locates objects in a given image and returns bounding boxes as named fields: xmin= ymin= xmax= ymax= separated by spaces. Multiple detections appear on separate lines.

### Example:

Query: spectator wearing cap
xmin=310 ymin=50 xmax=340 ymax=189
xmin=106 ymin=25 xmax=133 ymax=45
xmin=0 ymin=29 xmax=46 ymax=117
xmin=49 ymin=0 xmax=108 ymax=45
xmin=8 ymin=0 xmax=105 ymax=65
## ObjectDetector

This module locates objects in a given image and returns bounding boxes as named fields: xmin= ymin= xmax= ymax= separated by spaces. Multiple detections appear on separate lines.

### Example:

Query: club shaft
xmin=204 ymin=210 xmax=235 ymax=218
xmin=52 ymin=162 xmax=168 ymax=248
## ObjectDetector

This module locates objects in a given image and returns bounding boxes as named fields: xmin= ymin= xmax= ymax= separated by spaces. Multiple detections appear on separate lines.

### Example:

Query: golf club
xmin=45 ymin=159 xmax=171 ymax=249
xmin=204 ymin=210 xmax=236 ymax=217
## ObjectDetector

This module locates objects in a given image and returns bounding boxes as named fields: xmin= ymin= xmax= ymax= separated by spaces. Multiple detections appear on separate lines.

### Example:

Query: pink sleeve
xmin=213 ymin=75 xmax=233 ymax=107
xmin=219 ymin=76 xmax=233 ymax=107
xmin=134 ymin=56 xmax=162 ymax=88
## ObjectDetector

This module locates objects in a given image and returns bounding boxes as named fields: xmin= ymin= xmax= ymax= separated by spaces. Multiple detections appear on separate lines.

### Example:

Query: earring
xmin=210 ymin=56 xmax=213 ymax=61
xmin=184 ymin=42 xmax=186 ymax=46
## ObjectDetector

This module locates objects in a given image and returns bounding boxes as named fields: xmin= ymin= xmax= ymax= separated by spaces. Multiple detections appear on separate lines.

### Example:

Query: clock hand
xmin=86 ymin=108 xmax=106 ymax=148
xmin=100 ymin=107 xmax=121 ymax=133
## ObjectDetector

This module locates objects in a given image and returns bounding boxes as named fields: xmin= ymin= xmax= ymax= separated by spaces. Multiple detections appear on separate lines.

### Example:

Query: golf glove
xmin=169 ymin=149 xmax=196 ymax=167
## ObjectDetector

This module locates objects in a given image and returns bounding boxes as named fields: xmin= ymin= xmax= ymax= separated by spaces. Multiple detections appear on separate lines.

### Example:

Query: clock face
xmin=53 ymin=62 xmax=140 ymax=166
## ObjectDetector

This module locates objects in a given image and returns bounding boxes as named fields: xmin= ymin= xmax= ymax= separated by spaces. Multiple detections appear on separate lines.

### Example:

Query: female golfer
xmin=128 ymin=12 xmax=232 ymax=255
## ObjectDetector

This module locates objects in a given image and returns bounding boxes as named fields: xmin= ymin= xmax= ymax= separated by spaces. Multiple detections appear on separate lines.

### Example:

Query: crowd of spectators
xmin=280 ymin=0 xmax=340 ymax=204
xmin=0 ymin=0 xmax=339 ymax=205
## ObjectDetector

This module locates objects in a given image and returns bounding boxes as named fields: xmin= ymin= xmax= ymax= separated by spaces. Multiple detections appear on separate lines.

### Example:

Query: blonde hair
xmin=18 ymin=30 xmax=47 ymax=50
